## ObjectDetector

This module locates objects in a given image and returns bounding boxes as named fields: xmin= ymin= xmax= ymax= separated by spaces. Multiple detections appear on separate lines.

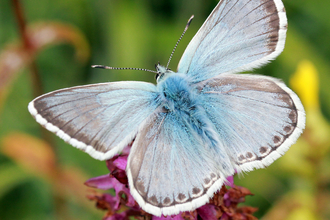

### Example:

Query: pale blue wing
xmin=178 ymin=0 xmax=287 ymax=82
xmin=126 ymin=108 xmax=235 ymax=217
xmin=28 ymin=81 xmax=159 ymax=160
xmin=196 ymin=74 xmax=305 ymax=172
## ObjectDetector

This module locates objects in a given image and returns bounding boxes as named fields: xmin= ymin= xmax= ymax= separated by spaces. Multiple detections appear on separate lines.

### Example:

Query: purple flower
xmin=152 ymin=214 xmax=186 ymax=220
xmin=85 ymin=146 xmax=139 ymax=219
xmin=85 ymin=145 xmax=257 ymax=220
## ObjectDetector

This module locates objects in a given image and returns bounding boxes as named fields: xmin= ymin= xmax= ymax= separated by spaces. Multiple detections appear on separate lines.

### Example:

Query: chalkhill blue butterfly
xmin=28 ymin=0 xmax=305 ymax=216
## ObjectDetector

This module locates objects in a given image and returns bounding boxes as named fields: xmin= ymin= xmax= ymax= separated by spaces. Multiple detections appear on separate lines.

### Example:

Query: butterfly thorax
xmin=158 ymin=73 xmax=197 ymax=113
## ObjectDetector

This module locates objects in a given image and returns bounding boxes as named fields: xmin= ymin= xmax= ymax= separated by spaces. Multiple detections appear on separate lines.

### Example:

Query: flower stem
xmin=11 ymin=0 xmax=57 ymax=155
xmin=12 ymin=0 xmax=44 ymax=98
xmin=11 ymin=0 xmax=66 ymax=218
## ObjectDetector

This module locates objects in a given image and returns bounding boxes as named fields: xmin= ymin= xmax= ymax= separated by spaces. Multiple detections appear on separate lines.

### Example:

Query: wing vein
xmin=144 ymin=114 xmax=167 ymax=199
xmin=207 ymin=92 xmax=294 ymax=109
xmin=185 ymin=0 xmax=239 ymax=73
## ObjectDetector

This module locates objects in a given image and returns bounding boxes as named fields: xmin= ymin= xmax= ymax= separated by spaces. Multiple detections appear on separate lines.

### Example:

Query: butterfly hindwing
xmin=127 ymin=108 xmax=235 ymax=216
xmin=28 ymin=81 xmax=159 ymax=160
xmin=178 ymin=0 xmax=287 ymax=82
xmin=196 ymin=74 xmax=305 ymax=171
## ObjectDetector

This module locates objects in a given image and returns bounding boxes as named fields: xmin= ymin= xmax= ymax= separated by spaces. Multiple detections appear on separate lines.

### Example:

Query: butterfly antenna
xmin=166 ymin=15 xmax=194 ymax=70
xmin=91 ymin=65 xmax=158 ymax=74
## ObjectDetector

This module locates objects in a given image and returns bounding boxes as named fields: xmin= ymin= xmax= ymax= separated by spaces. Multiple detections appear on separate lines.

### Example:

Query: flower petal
xmin=113 ymin=156 xmax=128 ymax=170
xmin=225 ymin=176 xmax=234 ymax=187
xmin=103 ymin=212 xmax=127 ymax=220
xmin=290 ymin=60 xmax=319 ymax=110
xmin=152 ymin=214 xmax=185 ymax=220
xmin=85 ymin=174 xmax=115 ymax=190
xmin=197 ymin=205 xmax=218 ymax=220
xmin=111 ymin=169 xmax=128 ymax=185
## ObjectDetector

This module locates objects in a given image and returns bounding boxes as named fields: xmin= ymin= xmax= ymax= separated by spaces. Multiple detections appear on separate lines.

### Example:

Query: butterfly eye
xmin=155 ymin=73 xmax=160 ymax=80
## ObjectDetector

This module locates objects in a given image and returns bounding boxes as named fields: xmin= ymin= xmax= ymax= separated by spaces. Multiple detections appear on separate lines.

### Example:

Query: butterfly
xmin=28 ymin=0 xmax=305 ymax=217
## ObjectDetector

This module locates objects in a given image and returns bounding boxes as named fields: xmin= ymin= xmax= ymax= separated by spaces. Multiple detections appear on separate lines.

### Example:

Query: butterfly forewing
xmin=196 ymin=74 xmax=305 ymax=171
xmin=29 ymin=82 xmax=159 ymax=160
xmin=178 ymin=0 xmax=287 ymax=82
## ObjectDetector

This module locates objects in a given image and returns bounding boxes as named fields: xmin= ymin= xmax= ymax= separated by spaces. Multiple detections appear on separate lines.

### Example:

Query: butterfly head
xmin=155 ymin=63 xmax=175 ymax=83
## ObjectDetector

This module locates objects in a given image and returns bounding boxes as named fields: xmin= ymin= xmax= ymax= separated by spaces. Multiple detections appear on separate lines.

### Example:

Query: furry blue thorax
xmin=157 ymin=74 xmax=195 ymax=113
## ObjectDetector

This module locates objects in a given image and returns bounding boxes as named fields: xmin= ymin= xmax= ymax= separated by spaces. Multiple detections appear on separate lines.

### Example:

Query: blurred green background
xmin=0 ymin=0 xmax=330 ymax=219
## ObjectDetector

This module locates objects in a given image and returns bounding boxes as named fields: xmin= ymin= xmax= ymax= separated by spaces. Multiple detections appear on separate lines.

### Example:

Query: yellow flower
xmin=290 ymin=60 xmax=319 ymax=110
xmin=289 ymin=60 xmax=330 ymax=157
